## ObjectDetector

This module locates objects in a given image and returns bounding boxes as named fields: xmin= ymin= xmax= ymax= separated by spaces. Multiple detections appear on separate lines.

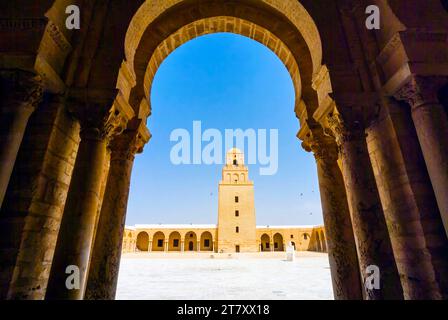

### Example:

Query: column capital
xmin=393 ymin=75 xmax=447 ymax=109
xmin=0 ymin=69 xmax=43 ymax=112
xmin=109 ymin=120 xmax=151 ymax=161
xmin=302 ymin=128 xmax=339 ymax=162
xmin=324 ymin=112 xmax=366 ymax=147
xmin=66 ymin=88 xmax=135 ymax=142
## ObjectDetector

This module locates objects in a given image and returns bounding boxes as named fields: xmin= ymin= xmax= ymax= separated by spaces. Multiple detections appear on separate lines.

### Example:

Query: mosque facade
xmin=122 ymin=149 xmax=326 ymax=254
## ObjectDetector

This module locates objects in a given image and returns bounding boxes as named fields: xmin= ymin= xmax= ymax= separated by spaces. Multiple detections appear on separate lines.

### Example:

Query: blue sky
xmin=125 ymin=33 xmax=323 ymax=226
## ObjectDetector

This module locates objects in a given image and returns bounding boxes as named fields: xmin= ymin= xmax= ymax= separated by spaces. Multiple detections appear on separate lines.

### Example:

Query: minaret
xmin=217 ymin=148 xmax=257 ymax=252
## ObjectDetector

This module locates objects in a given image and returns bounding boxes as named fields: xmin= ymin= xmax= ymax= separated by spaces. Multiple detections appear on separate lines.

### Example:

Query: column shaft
xmin=366 ymin=100 xmax=448 ymax=299
xmin=0 ymin=70 xmax=42 ymax=207
xmin=84 ymin=131 xmax=140 ymax=299
xmin=0 ymin=96 xmax=79 ymax=300
xmin=411 ymin=104 xmax=448 ymax=235
xmin=309 ymin=137 xmax=363 ymax=300
xmin=328 ymin=113 xmax=403 ymax=300
xmin=45 ymin=128 xmax=108 ymax=300
xmin=394 ymin=76 xmax=448 ymax=237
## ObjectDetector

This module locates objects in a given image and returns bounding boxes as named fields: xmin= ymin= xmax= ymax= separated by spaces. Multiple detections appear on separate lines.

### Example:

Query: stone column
xmin=366 ymin=99 xmax=448 ymax=299
xmin=326 ymin=111 xmax=403 ymax=300
xmin=148 ymin=241 xmax=152 ymax=252
xmin=270 ymin=242 xmax=274 ymax=252
xmin=0 ymin=95 xmax=79 ymax=300
xmin=181 ymin=241 xmax=184 ymax=252
xmin=164 ymin=240 xmax=168 ymax=252
xmin=84 ymin=124 xmax=149 ymax=299
xmin=303 ymin=131 xmax=363 ymax=300
xmin=394 ymin=76 xmax=448 ymax=237
xmin=197 ymin=241 xmax=200 ymax=252
xmin=0 ymin=70 xmax=43 ymax=207
xmin=45 ymin=103 xmax=130 ymax=300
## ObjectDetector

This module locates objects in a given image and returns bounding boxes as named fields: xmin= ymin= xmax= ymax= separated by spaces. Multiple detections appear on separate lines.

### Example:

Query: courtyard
xmin=116 ymin=252 xmax=333 ymax=300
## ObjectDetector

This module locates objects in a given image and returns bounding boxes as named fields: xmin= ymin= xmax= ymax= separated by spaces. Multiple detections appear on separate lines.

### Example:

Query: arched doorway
xmin=273 ymin=233 xmax=284 ymax=252
xmin=168 ymin=231 xmax=181 ymax=251
xmin=320 ymin=231 xmax=326 ymax=253
xmin=291 ymin=241 xmax=296 ymax=250
xmin=136 ymin=232 xmax=149 ymax=251
xmin=260 ymin=234 xmax=270 ymax=252
xmin=152 ymin=231 xmax=165 ymax=252
xmin=200 ymin=232 xmax=213 ymax=251
xmin=185 ymin=231 xmax=197 ymax=251
xmin=315 ymin=232 xmax=322 ymax=252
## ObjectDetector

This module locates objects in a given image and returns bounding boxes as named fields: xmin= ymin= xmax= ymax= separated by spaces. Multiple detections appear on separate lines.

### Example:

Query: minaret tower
xmin=217 ymin=148 xmax=257 ymax=252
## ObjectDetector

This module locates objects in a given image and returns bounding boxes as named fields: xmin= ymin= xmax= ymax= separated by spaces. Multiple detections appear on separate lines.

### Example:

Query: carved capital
xmin=302 ymin=132 xmax=339 ymax=163
xmin=0 ymin=69 xmax=43 ymax=111
xmin=110 ymin=121 xmax=151 ymax=161
xmin=394 ymin=76 xmax=447 ymax=109
xmin=67 ymin=88 xmax=135 ymax=142
xmin=325 ymin=112 xmax=366 ymax=147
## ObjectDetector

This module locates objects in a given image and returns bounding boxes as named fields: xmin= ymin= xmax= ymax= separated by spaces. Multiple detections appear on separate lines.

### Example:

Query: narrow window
xmin=235 ymin=210 xmax=239 ymax=217
xmin=157 ymin=239 xmax=163 ymax=247
xmin=235 ymin=245 xmax=240 ymax=253
xmin=236 ymin=226 xmax=239 ymax=233
xmin=290 ymin=234 xmax=294 ymax=239
xmin=235 ymin=196 xmax=239 ymax=203
xmin=204 ymin=239 xmax=210 ymax=247
xmin=173 ymin=239 xmax=179 ymax=247
xmin=233 ymin=159 xmax=238 ymax=165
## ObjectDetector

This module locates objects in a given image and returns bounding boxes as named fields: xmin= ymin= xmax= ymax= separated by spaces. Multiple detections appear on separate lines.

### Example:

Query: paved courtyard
xmin=116 ymin=252 xmax=333 ymax=300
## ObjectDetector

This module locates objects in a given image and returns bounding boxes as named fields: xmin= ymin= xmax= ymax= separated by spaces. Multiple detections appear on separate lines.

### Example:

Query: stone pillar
xmin=303 ymin=131 xmax=363 ymax=300
xmin=270 ymin=242 xmax=274 ymax=252
xmin=164 ymin=240 xmax=168 ymax=252
xmin=197 ymin=241 xmax=200 ymax=252
xmin=326 ymin=111 xmax=403 ymax=300
xmin=45 ymin=102 xmax=130 ymax=300
xmin=0 ymin=95 xmax=79 ymax=300
xmin=366 ymin=99 xmax=448 ymax=299
xmin=148 ymin=241 xmax=152 ymax=252
xmin=85 ymin=124 xmax=149 ymax=299
xmin=394 ymin=76 xmax=448 ymax=237
xmin=181 ymin=241 xmax=184 ymax=252
xmin=0 ymin=70 xmax=43 ymax=207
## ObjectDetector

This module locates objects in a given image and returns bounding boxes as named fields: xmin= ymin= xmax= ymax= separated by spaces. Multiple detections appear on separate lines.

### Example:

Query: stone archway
xmin=260 ymin=234 xmax=270 ymax=252
xmin=3 ymin=0 xmax=448 ymax=302
xmin=273 ymin=233 xmax=284 ymax=252
xmin=200 ymin=232 xmax=213 ymax=251
xmin=185 ymin=231 xmax=198 ymax=251
xmin=152 ymin=231 xmax=165 ymax=252
xmin=168 ymin=231 xmax=181 ymax=252
xmin=136 ymin=232 xmax=149 ymax=251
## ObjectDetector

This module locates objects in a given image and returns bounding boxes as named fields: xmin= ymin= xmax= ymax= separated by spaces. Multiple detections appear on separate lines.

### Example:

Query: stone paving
xmin=116 ymin=252 xmax=333 ymax=300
